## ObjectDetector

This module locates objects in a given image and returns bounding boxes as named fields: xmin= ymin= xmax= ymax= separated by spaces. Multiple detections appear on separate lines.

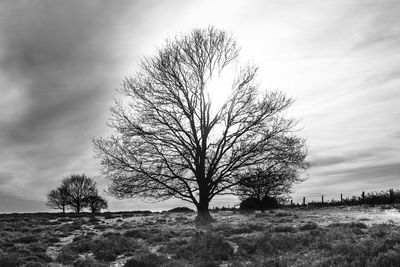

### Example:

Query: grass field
xmin=2 ymin=205 xmax=400 ymax=266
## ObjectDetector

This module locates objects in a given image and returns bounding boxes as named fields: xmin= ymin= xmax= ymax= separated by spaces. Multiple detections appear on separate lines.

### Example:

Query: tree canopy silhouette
xmin=47 ymin=173 xmax=107 ymax=213
xmin=46 ymin=186 xmax=69 ymax=214
xmin=236 ymin=159 xmax=309 ymax=211
xmin=87 ymin=194 xmax=108 ymax=213
xmin=93 ymin=26 xmax=309 ymax=223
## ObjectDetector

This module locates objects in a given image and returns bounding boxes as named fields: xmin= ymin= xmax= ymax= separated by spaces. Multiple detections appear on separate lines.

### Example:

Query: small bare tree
xmin=87 ymin=195 xmax=108 ymax=213
xmin=61 ymin=174 xmax=98 ymax=213
xmin=93 ymin=26 xmax=309 ymax=223
xmin=46 ymin=186 xmax=69 ymax=214
xmin=236 ymin=135 xmax=310 ymax=211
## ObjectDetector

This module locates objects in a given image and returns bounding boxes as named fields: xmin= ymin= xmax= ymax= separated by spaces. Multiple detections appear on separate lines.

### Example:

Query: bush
xmin=0 ymin=254 xmax=21 ymax=267
xmin=372 ymin=249 xmax=400 ymax=267
xmin=68 ymin=237 xmax=92 ymax=253
xmin=46 ymin=236 xmax=61 ymax=243
xmin=123 ymin=253 xmax=169 ymax=267
xmin=73 ymin=258 xmax=107 ymax=267
xmin=198 ymin=262 xmax=219 ymax=267
xmin=168 ymin=207 xmax=195 ymax=213
xmin=240 ymin=197 xmax=279 ymax=211
xmin=91 ymin=234 xmax=137 ymax=261
xmin=124 ymin=229 xmax=151 ymax=239
xmin=23 ymin=253 xmax=51 ymax=263
xmin=299 ymin=221 xmax=318 ymax=231
xmin=57 ymin=247 xmax=79 ymax=264
xmin=24 ymin=262 xmax=46 ymax=267
xmin=15 ymin=235 xmax=38 ymax=243
xmin=256 ymin=232 xmax=299 ymax=253
xmin=175 ymin=231 xmax=234 ymax=263
xmin=272 ymin=225 xmax=296 ymax=233
xmin=234 ymin=237 xmax=258 ymax=255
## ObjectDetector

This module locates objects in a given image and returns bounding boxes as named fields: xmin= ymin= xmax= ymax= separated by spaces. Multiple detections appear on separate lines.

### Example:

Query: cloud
xmin=351 ymin=1 xmax=400 ymax=51
xmin=0 ymin=1 xmax=128 ymax=201
xmin=321 ymin=163 xmax=400 ymax=179
xmin=311 ymin=150 xmax=377 ymax=168
xmin=0 ymin=189 xmax=46 ymax=213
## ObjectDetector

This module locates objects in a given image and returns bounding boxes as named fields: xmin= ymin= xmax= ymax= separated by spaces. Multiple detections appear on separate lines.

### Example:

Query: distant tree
xmin=46 ymin=186 xmax=69 ymax=213
xmin=61 ymin=174 xmax=98 ymax=213
xmin=236 ymin=145 xmax=309 ymax=212
xmin=87 ymin=194 xmax=108 ymax=213
xmin=93 ymin=26 xmax=309 ymax=223
xmin=239 ymin=196 xmax=279 ymax=211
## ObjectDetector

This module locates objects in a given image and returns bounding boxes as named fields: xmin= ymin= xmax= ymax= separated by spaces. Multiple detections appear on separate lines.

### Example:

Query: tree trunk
xmin=257 ymin=197 xmax=265 ymax=213
xmin=195 ymin=188 xmax=214 ymax=225
xmin=62 ymin=206 xmax=65 ymax=214
xmin=195 ymin=203 xmax=214 ymax=225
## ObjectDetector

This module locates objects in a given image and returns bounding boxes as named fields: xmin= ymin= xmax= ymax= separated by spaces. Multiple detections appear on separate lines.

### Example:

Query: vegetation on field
xmin=1 ymin=205 xmax=400 ymax=266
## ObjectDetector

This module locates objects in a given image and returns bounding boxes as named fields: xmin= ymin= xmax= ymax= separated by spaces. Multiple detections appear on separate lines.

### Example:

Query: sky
xmin=0 ymin=0 xmax=399 ymax=212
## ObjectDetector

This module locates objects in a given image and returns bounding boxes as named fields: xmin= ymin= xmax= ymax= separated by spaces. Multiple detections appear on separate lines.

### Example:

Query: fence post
xmin=303 ymin=197 xmax=306 ymax=206
xmin=390 ymin=189 xmax=394 ymax=203
xmin=340 ymin=194 xmax=343 ymax=203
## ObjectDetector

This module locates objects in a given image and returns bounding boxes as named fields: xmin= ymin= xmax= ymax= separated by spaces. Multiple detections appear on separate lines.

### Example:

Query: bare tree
xmin=236 ymin=135 xmax=310 ymax=210
xmin=46 ymin=186 xmax=69 ymax=214
xmin=87 ymin=194 xmax=108 ymax=213
xmin=237 ymin=167 xmax=299 ymax=206
xmin=61 ymin=174 xmax=97 ymax=213
xmin=93 ymin=26 xmax=309 ymax=223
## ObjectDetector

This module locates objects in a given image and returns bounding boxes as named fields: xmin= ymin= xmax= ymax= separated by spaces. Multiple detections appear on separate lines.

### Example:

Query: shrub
xmin=73 ymin=258 xmax=108 ymax=267
xmin=256 ymin=232 xmax=299 ymax=253
xmin=175 ymin=231 xmax=234 ymax=263
xmin=46 ymin=236 xmax=61 ymax=243
xmin=240 ymin=197 xmax=280 ymax=211
xmin=15 ymin=235 xmax=38 ymax=243
xmin=29 ymin=252 xmax=51 ymax=263
xmin=68 ymin=237 xmax=93 ymax=253
xmin=124 ymin=229 xmax=151 ymax=239
xmin=235 ymin=237 xmax=258 ymax=255
xmin=148 ymin=230 xmax=177 ymax=243
xmin=57 ymin=247 xmax=79 ymax=264
xmin=239 ymin=198 xmax=259 ymax=211
xmin=175 ymin=215 xmax=189 ymax=221
xmin=272 ymin=225 xmax=296 ymax=233
xmin=24 ymin=262 xmax=46 ymax=267
xmin=123 ymin=253 xmax=169 ymax=267
xmin=168 ymin=207 xmax=195 ymax=213
xmin=0 ymin=254 xmax=21 ymax=267
xmin=213 ymin=223 xmax=264 ymax=237
xmin=93 ymin=224 xmax=108 ymax=231
xmin=299 ymin=221 xmax=318 ymax=231
xmin=372 ymin=249 xmax=400 ymax=267
xmin=328 ymin=222 xmax=367 ymax=229
xmin=91 ymin=234 xmax=137 ymax=261
xmin=275 ymin=211 xmax=292 ymax=217
xmin=198 ymin=261 xmax=219 ymax=267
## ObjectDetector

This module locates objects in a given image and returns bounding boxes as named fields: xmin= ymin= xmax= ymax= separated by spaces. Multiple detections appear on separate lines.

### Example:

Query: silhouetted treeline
xmin=289 ymin=189 xmax=400 ymax=207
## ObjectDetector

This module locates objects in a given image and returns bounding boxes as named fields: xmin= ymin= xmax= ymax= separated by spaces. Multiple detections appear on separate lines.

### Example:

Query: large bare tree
xmin=93 ymin=27 xmax=308 ymax=222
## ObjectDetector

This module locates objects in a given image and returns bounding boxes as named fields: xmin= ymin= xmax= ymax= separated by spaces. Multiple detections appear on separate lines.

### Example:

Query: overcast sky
xmin=0 ymin=0 xmax=399 ymax=212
